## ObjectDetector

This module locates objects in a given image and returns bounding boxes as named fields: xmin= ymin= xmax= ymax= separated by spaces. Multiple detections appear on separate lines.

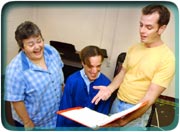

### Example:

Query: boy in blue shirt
xmin=57 ymin=45 xmax=111 ymax=127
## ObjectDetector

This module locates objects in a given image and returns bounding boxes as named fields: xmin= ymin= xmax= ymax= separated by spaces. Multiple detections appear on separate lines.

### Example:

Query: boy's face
xmin=22 ymin=35 xmax=44 ymax=62
xmin=82 ymin=55 xmax=102 ymax=81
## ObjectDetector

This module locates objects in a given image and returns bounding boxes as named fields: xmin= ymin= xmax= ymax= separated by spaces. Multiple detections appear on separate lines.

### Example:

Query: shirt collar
xmin=80 ymin=68 xmax=100 ymax=83
xmin=20 ymin=44 xmax=52 ymax=71
xmin=80 ymin=68 xmax=101 ymax=93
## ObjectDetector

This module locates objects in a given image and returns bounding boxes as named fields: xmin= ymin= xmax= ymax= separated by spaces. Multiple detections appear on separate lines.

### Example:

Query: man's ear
xmin=158 ymin=25 xmax=167 ymax=35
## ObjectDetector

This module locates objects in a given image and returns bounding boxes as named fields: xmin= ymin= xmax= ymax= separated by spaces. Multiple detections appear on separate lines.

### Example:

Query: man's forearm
xmin=108 ymin=68 xmax=126 ymax=93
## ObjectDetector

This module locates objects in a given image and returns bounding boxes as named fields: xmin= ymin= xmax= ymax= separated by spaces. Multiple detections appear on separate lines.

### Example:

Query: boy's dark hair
xmin=80 ymin=45 xmax=104 ymax=66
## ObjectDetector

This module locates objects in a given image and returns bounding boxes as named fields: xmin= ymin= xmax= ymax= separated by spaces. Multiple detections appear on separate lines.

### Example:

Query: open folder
xmin=56 ymin=101 xmax=148 ymax=129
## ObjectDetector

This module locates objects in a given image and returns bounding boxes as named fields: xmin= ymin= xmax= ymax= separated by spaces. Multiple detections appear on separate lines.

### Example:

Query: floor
xmin=147 ymin=95 xmax=178 ymax=131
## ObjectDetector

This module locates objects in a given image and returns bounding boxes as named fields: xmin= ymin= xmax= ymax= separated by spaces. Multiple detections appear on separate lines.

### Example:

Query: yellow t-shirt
xmin=117 ymin=43 xmax=175 ymax=104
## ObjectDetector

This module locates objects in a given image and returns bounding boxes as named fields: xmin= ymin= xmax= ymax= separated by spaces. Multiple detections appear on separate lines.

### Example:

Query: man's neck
xmin=145 ymin=39 xmax=163 ymax=48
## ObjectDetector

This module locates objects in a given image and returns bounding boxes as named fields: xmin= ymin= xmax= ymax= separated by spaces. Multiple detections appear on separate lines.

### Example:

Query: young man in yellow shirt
xmin=92 ymin=4 xmax=175 ymax=129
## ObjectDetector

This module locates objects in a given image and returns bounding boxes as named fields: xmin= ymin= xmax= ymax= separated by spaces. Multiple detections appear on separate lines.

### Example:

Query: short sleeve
xmin=152 ymin=56 xmax=175 ymax=88
xmin=4 ymin=68 xmax=25 ymax=101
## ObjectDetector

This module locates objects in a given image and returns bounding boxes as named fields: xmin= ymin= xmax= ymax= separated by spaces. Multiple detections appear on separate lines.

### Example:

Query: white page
xmin=60 ymin=101 xmax=147 ymax=128
xmin=61 ymin=107 xmax=109 ymax=128
xmin=98 ymin=102 xmax=143 ymax=126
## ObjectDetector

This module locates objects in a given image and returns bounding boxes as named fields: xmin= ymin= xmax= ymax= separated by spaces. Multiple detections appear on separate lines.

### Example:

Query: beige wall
xmin=3 ymin=2 xmax=176 ymax=97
